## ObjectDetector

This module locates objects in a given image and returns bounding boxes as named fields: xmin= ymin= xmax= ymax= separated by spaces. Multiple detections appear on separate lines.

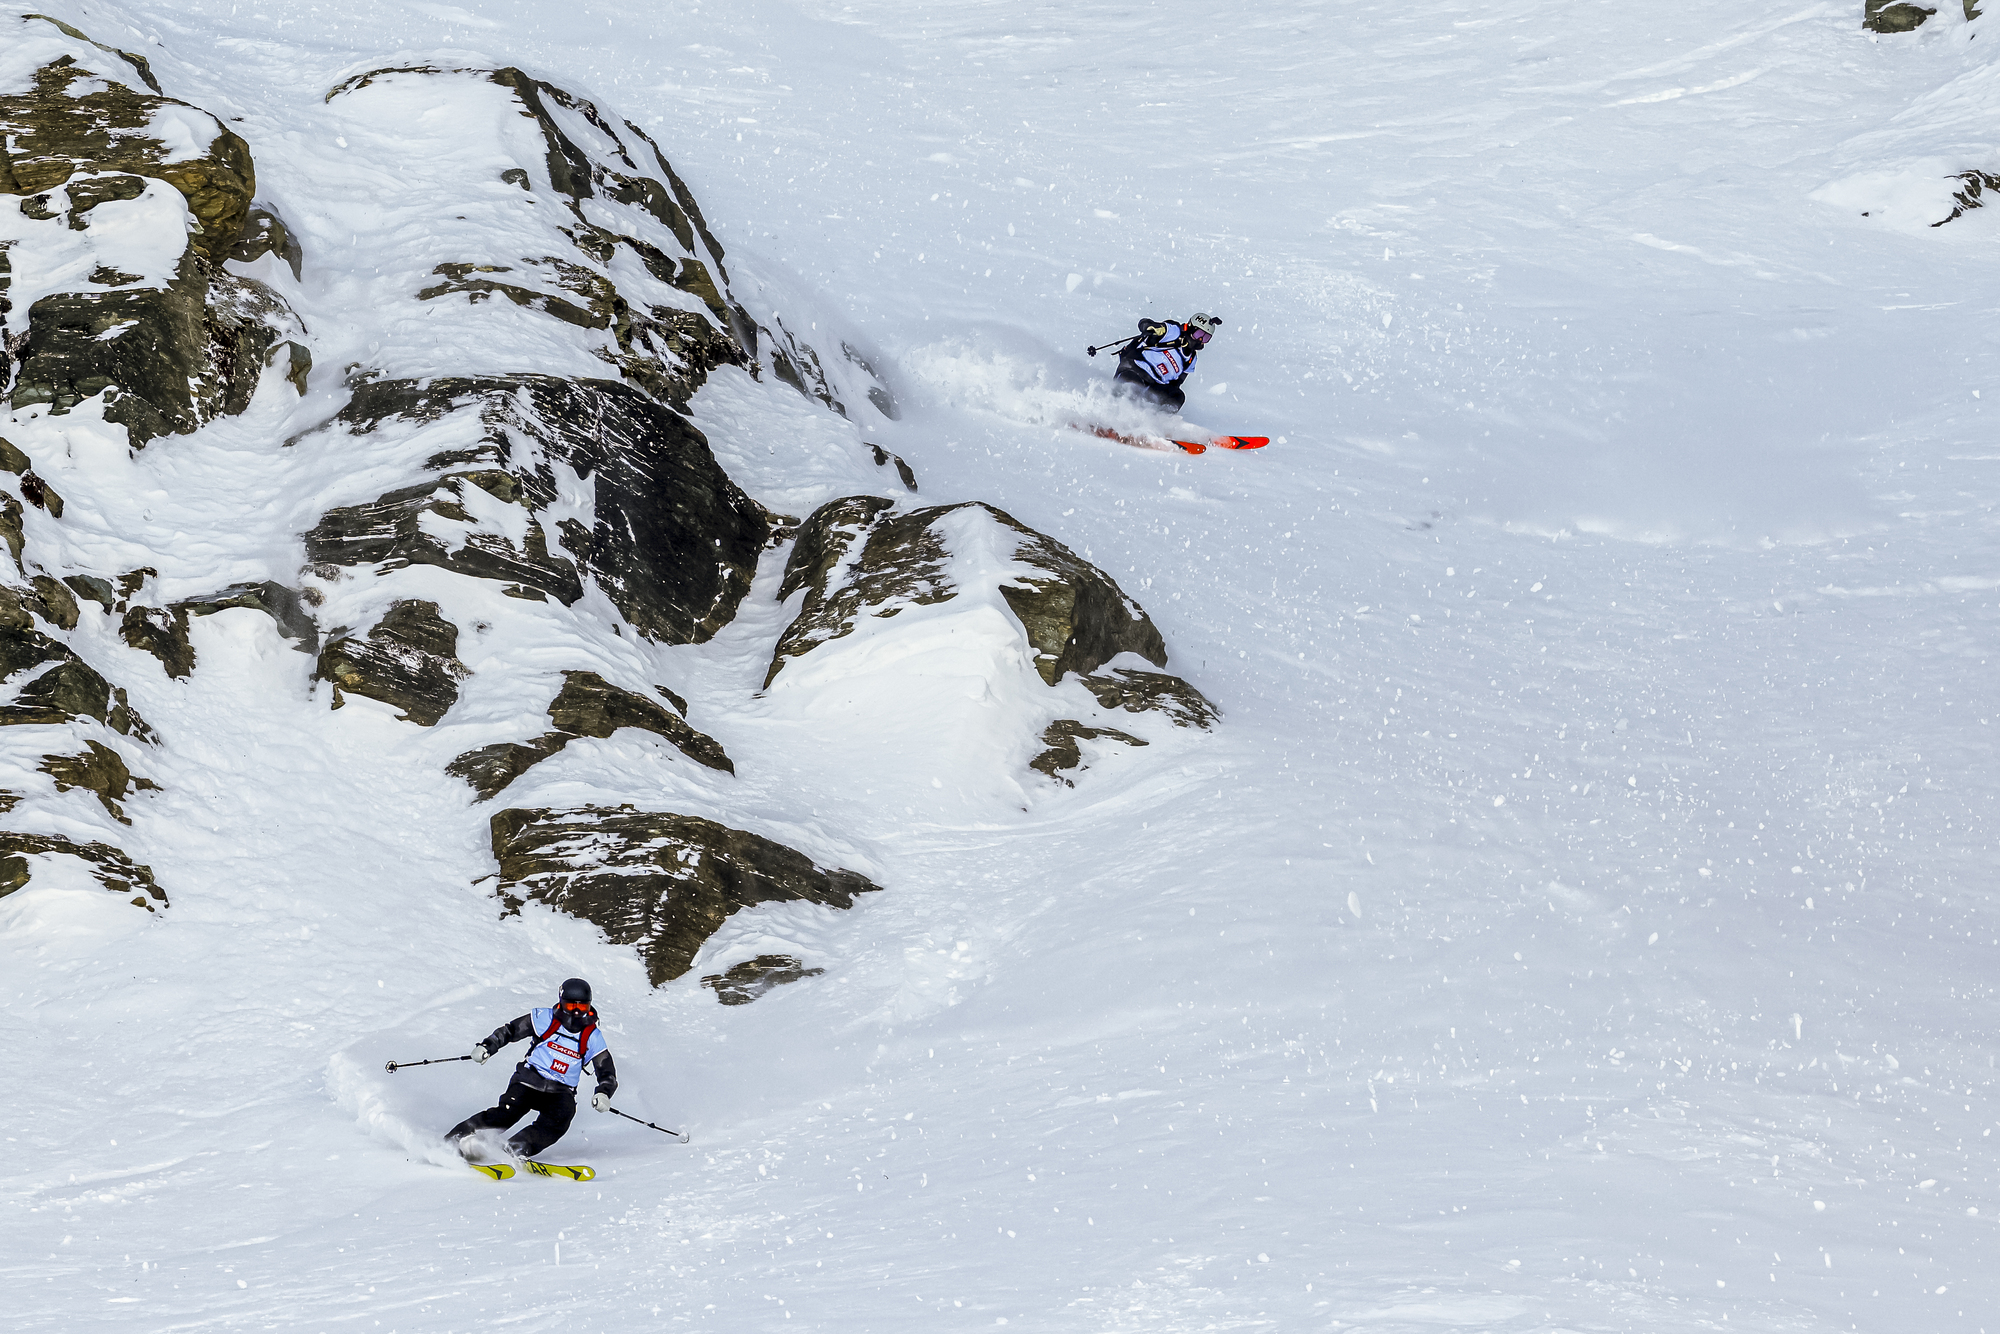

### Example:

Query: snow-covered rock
xmin=0 ymin=13 xmax=295 ymax=445
xmin=446 ymin=668 xmax=730 ymax=799
xmin=769 ymin=496 xmax=1169 ymax=687
xmin=488 ymin=806 xmax=880 ymax=984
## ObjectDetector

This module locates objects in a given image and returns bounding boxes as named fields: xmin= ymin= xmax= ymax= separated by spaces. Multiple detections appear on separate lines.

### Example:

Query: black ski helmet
xmin=556 ymin=977 xmax=594 ymax=1032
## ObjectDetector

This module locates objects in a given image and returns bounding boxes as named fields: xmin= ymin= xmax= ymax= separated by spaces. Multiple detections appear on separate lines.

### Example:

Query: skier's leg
xmin=1158 ymin=383 xmax=1186 ymax=414
xmin=446 ymin=1073 xmax=533 ymax=1141
xmin=1113 ymin=359 xmax=1154 ymax=399
xmin=505 ymin=1087 xmax=578 ymax=1158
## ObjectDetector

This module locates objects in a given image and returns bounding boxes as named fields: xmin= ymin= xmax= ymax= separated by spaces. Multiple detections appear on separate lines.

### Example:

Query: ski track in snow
xmin=2 ymin=0 xmax=1996 ymax=1331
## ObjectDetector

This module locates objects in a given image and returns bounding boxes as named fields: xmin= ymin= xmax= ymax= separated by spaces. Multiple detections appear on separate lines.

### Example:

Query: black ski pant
xmin=1113 ymin=357 xmax=1186 ymax=414
xmin=447 ymin=1068 xmax=575 ymax=1157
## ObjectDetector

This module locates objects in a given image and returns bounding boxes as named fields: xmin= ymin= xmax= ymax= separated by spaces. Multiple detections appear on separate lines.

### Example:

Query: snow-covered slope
xmin=3 ymin=2 xmax=1996 ymax=1331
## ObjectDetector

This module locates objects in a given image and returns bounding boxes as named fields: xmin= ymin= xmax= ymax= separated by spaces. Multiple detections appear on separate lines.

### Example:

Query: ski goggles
xmin=556 ymin=1002 xmax=592 ymax=1017
xmin=1186 ymin=327 xmax=1212 ymax=347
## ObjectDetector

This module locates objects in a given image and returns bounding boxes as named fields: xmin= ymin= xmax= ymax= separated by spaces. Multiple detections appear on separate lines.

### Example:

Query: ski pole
xmin=1086 ymin=334 xmax=1142 ymax=358
xmin=384 ymin=1055 xmax=473 ymax=1073
xmin=610 ymin=1106 xmax=690 ymax=1143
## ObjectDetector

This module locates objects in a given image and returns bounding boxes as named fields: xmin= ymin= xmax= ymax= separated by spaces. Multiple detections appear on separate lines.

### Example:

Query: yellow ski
xmin=522 ymin=1161 xmax=595 ymax=1181
xmin=468 ymin=1162 xmax=515 ymax=1180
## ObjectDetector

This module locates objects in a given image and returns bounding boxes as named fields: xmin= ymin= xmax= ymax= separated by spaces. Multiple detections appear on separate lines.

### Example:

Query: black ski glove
xmin=1137 ymin=319 xmax=1168 ymax=344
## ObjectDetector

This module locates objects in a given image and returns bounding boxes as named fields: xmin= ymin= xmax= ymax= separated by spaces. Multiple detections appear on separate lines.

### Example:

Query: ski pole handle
xmin=384 ymin=1055 xmax=473 ymax=1073
xmin=1086 ymin=334 xmax=1142 ymax=358
xmin=610 ymin=1106 xmax=690 ymax=1143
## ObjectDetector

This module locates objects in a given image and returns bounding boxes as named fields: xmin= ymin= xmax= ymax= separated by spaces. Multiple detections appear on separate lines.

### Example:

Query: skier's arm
xmin=479 ymin=1013 xmax=536 ymax=1055
xmin=1137 ymin=318 xmax=1169 ymax=345
xmin=589 ymin=1049 xmax=617 ymax=1098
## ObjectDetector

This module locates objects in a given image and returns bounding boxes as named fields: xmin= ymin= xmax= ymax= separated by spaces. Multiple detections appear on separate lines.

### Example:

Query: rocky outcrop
xmin=490 ymin=806 xmax=880 ymax=984
xmin=0 ymin=586 xmax=151 ymax=737
xmin=1 ymin=15 xmax=301 ymax=446
xmin=303 ymin=376 xmax=767 ymax=643
xmin=701 ymin=954 xmax=824 ymax=1006
xmin=1930 ymin=170 xmax=2000 ymax=227
xmin=448 ymin=669 xmax=732 ymax=799
xmin=0 ymin=829 xmax=165 ymax=910
xmin=321 ymin=64 xmax=888 ymax=419
xmin=1030 ymin=719 xmax=1148 ymax=786
xmin=767 ymin=498 xmax=1168 ymax=687
xmin=120 ymin=604 xmax=193 ymax=679
xmin=0 ymin=436 xmax=65 ymax=525
xmin=317 ymin=600 xmax=468 ymax=726
xmin=180 ymin=582 xmax=319 ymax=654
xmin=1864 ymin=0 xmax=1936 ymax=28
xmin=38 ymin=740 xmax=157 ymax=823
xmin=1077 ymin=668 xmax=1219 ymax=730
xmin=867 ymin=444 xmax=918 ymax=491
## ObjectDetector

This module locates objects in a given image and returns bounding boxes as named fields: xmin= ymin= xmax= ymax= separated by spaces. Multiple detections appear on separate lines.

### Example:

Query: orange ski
xmin=1078 ymin=425 xmax=1269 ymax=455
xmin=1168 ymin=435 xmax=1268 ymax=454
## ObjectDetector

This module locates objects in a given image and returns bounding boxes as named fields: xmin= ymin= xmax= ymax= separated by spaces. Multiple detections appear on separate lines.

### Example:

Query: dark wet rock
xmin=306 ymin=376 xmax=766 ymax=643
xmin=490 ymin=805 xmax=880 ymax=984
xmin=1077 ymin=668 xmax=1219 ymax=730
xmin=0 ymin=828 xmax=165 ymax=909
xmin=2 ymin=440 xmax=65 ymax=515
xmin=120 ymin=604 xmax=193 ymax=679
xmin=17 ymin=469 xmax=62 ymax=516
xmin=28 ymin=575 xmax=77 ymax=630
xmin=767 ymin=498 xmax=1167 ymax=688
xmin=62 ymin=575 xmax=115 ymax=615
xmin=274 ymin=340 xmax=311 ymax=395
xmin=545 ymin=670 xmax=731 ymax=769
xmin=756 ymin=503 xmax=802 ymax=550
xmin=206 ymin=271 xmax=306 ymax=417
xmin=447 ymin=733 xmax=573 ymax=802
xmin=13 ymin=281 xmax=212 ymax=444
xmin=702 ymin=954 xmax=824 ymax=1006
xmin=867 ymin=443 xmax=918 ymax=491
xmin=1029 ymin=719 xmax=1148 ymax=786
xmin=1864 ymin=0 xmax=1935 ymax=28
xmin=447 ymin=669 xmax=731 ymax=799
xmin=226 ymin=206 xmax=304 ymax=279
xmin=0 ymin=496 xmax=21 ymax=570
xmin=38 ymin=739 xmax=158 ymax=823
xmin=0 ymin=593 xmax=151 ymax=737
xmin=997 ymin=536 xmax=1167 ymax=687
xmin=317 ymin=599 xmax=468 ymax=726
xmin=115 ymin=568 xmax=153 ymax=607
xmin=178 ymin=581 xmax=318 ymax=654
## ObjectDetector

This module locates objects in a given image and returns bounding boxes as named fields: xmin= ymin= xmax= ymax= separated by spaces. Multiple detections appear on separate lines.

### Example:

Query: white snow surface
xmin=2 ymin=2 xmax=1996 ymax=1332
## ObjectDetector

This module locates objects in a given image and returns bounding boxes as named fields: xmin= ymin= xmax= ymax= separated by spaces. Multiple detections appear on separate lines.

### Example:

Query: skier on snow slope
xmin=1113 ymin=311 xmax=1221 ymax=413
xmin=446 ymin=977 xmax=616 ymax=1159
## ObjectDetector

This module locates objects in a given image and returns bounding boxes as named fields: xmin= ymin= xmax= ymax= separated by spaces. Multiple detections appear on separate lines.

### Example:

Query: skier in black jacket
xmin=1114 ymin=312 xmax=1220 ymax=413
xmin=446 ymin=977 xmax=616 ymax=1159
